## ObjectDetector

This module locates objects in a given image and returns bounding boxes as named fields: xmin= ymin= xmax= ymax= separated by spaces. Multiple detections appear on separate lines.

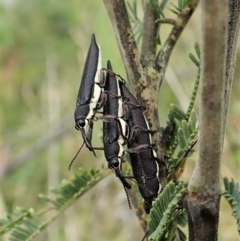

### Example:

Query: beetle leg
xmin=126 ymin=144 xmax=152 ymax=154
xmin=104 ymin=90 xmax=129 ymax=102
xmin=96 ymin=91 xmax=107 ymax=110
xmin=124 ymin=101 xmax=146 ymax=111
xmin=128 ymin=125 xmax=156 ymax=142
xmin=101 ymin=68 xmax=126 ymax=84
xmin=114 ymin=168 xmax=131 ymax=189
xmin=94 ymin=114 xmax=118 ymax=122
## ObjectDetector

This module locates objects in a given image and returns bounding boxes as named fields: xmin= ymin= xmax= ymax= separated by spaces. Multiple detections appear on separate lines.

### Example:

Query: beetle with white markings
xmin=119 ymin=81 xmax=160 ymax=214
xmin=74 ymin=34 xmax=104 ymax=157
xmin=101 ymin=61 xmax=131 ymax=190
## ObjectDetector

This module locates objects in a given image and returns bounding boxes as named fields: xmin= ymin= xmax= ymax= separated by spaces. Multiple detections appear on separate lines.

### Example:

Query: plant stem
xmin=186 ymin=0 xmax=228 ymax=240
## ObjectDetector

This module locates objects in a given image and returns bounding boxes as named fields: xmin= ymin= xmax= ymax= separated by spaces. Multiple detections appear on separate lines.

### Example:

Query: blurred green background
xmin=0 ymin=0 xmax=239 ymax=240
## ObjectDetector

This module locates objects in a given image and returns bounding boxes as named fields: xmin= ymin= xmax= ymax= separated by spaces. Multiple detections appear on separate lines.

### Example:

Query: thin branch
xmin=141 ymin=2 xmax=158 ymax=65
xmin=155 ymin=18 xmax=176 ymax=25
xmin=186 ymin=0 xmax=228 ymax=240
xmin=223 ymin=0 xmax=240 ymax=144
xmin=189 ymin=0 xmax=227 ymax=195
xmin=155 ymin=0 xmax=199 ymax=90
xmin=102 ymin=0 xmax=142 ymax=94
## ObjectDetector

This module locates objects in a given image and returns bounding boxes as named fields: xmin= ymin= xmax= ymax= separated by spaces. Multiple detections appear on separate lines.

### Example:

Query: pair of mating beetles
xmin=73 ymin=34 xmax=160 ymax=214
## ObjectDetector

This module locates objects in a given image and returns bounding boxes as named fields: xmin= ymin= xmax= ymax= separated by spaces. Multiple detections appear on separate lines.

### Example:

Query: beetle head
xmin=108 ymin=158 xmax=119 ymax=169
xmin=75 ymin=118 xmax=87 ymax=130
xmin=76 ymin=120 xmax=96 ymax=157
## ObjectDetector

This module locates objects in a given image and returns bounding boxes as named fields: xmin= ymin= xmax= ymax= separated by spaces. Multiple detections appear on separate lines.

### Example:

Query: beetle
xmin=73 ymin=46 xmax=131 ymax=187
xmin=96 ymin=61 xmax=131 ymax=189
xmin=119 ymin=81 xmax=160 ymax=214
xmin=74 ymin=34 xmax=104 ymax=157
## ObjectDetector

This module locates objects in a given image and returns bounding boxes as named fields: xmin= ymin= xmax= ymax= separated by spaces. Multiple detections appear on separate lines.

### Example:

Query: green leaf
xmin=133 ymin=0 xmax=137 ymax=16
xmin=127 ymin=0 xmax=145 ymax=43
xmin=178 ymin=0 xmax=191 ymax=11
xmin=40 ymin=169 xmax=103 ymax=210
xmin=188 ymin=42 xmax=200 ymax=67
xmin=178 ymin=128 xmax=186 ymax=149
xmin=222 ymin=177 xmax=240 ymax=234
xmin=149 ymin=0 xmax=165 ymax=18
xmin=186 ymin=49 xmax=200 ymax=121
xmin=168 ymin=139 xmax=197 ymax=181
xmin=126 ymin=1 xmax=137 ymax=19
xmin=9 ymin=210 xmax=43 ymax=241
xmin=176 ymin=227 xmax=187 ymax=241
xmin=169 ymin=4 xmax=181 ymax=15
xmin=181 ymin=120 xmax=189 ymax=139
xmin=0 ymin=208 xmax=32 ymax=235
xmin=148 ymin=182 xmax=176 ymax=233
xmin=148 ymin=182 xmax=187 ymax=240
xmin=188 ymin=53 xmax=200 ymax=67
xmin=194 ymin=42 xmax=201 ymax=59
xmin=0 ymin=169 xmax=105 ymax=241
xmin=166 ymin=44 xmax=199 ymax=182
xmin=159 ymin=0 xmax=169 ymax=11
xmin=170 ymin=104 xmax=187 ymax=121
xmin=176 ymin=211 xmax=188 ymax=227
xmin=189 ymin=109 xmax=198 ymax=131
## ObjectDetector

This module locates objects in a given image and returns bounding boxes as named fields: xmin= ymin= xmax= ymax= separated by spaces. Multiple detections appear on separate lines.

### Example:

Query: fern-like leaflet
xmin=163 ymin=43 xmax=200 ymax=181
xmin=222 ymin=177 xmax=240 ymax=234
xmin=0 ymin=169 xmax=105 ymax=241
xmin=148 ymin=182 xmax=187 ymax=241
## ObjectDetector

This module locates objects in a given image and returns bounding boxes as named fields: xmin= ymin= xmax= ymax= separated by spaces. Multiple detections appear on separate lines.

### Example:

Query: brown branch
xmin=102 ymin=0 xmax=142 ymax=95
xmin=186 ymin=0 xmax=228 ymax=240
xmin=141 ymin=2 xmax=158 ymax=66
xmin=101 ymin=1 xmax=158 ymax=123
xmin=223 ymin=0 xmax=240 ymax=143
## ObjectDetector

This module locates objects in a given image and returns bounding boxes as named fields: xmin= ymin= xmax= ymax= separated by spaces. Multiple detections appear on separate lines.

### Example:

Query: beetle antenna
xmin=125 ymin=177 xmax=155 ymax=196
xmin=123 ymin=185 xmax=132 ymax=210
xmin=68 ymin=141 xmax=85 ymax=170
xmin=141 ymin=231 xmax=150 ymax=241
xmin=101 ymin=67 xmax=126 ymax=84
xmin=121 ymin=175 xmax=156 ymax=198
